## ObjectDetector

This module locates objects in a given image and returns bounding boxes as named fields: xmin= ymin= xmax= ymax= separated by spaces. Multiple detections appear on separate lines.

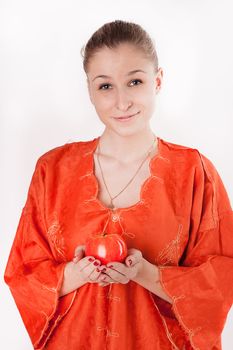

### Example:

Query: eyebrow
xmin=92 ymin=69 xmax=147 ymax=82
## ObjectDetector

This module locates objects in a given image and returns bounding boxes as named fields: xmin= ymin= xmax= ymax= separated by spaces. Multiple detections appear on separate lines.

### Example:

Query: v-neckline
xmin=89 ymin=136 xmax=162 ymax=214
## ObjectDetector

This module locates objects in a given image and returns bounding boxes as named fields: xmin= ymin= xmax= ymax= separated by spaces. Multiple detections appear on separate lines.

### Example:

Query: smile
xmin=113 ymin=112 xmax=140 ymax=122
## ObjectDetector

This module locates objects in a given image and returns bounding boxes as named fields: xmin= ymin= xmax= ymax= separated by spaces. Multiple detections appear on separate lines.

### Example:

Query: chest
xmin=47 ymin=148 xmax=189 ymax=267
xmin=93 ymin=153 xmax=153 ymax=209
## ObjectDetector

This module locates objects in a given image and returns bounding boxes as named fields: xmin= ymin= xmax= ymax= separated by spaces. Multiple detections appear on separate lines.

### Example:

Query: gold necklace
xmin=96 ymin=135 xmax=156 ymax=210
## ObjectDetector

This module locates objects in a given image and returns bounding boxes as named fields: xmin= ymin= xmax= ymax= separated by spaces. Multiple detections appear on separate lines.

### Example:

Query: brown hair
xmin=81 ymin=20 xmax=158 ymax=74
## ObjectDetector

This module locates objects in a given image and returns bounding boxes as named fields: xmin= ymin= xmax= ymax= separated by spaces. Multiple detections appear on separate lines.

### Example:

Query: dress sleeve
xmin=158 ymin=152 xmax=233 ymax=350
xmin=4 ymin=157 xmax=77 ymax=350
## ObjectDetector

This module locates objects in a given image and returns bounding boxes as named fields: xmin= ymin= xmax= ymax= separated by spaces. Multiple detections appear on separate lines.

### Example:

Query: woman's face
xmin=86 ymin=43 xmax=163 ymax=136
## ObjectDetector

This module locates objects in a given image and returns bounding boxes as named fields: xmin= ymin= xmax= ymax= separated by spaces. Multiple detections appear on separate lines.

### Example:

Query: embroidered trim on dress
xmin=149 ymin=292 xmax=180 ymax=350
xmin=158 ymin=268 xmax=202 ymax=350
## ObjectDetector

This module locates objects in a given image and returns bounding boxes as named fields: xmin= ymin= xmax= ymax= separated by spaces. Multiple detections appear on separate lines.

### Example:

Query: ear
xmin=155 ymin=67 xmax=163 ymax=93
xmin=87 ymin=78 xmax=94 ymax=105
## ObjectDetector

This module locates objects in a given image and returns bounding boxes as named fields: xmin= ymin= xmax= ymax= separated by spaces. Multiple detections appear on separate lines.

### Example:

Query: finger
xmin=100 ymin=274 xmax=115 ymax=284
xmin=104 ymin=266 xmax=128 ymax=284
xmin=74 ymin=245 xmax=85 ymax=257
xmin=101 ymin=274 xmax=127 ymax=284
xmin=73 ymin=256 xmax=80 ymax=263
xmin=125 ymin=258 xmax=133 ymax=267
xmin=97 ymin=274 xmax=109 ymax=286
xmin=78 ymin=256 xmax=100 ymax=272
xmin=127 ymin=249 xmax=143 ymax=260
xmin=106 ymin=262 xmax=125 ymax=275
xmin=80 ymin=258 xmax=104 ymax=282
xmin=73 ymin=245 xmax=86 ymax=263
xmin=96 ymin=265 xmax=107 ymax=272
xmin=73 ymin=250 xmax=85 ymax=263
xmin=89 ymin=266 xmax=103 ymax=282
xmin=106 ymin=260 xmax=140 ymax=282
xmin=125 ymin=249 xmax=143 ymax=266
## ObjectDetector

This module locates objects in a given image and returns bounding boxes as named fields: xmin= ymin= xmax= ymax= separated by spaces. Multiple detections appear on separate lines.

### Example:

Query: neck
xmin=97 ymin=129 xmax=157 ymax=164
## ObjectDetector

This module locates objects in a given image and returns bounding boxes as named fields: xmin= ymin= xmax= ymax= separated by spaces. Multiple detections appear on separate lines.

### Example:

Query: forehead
xmin=87 ymin=43 xmax=152 ymax=75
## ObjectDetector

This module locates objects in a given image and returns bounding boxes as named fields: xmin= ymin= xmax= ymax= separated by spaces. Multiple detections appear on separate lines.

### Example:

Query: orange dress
xmin=4 ymin=136 xmax=233 ymax=350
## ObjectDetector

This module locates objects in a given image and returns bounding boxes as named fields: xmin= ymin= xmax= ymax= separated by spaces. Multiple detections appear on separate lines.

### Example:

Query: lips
xmin=114 ymin=112 xmax=139 ymax=120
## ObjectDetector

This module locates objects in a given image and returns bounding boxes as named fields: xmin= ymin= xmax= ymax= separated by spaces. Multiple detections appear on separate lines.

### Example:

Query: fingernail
xmin=128 ymin=259 xmax=132 ymax=265
xmin=94 ymin=261 xmax=100 ymax=266
xmin=102 ymin=268 xmax=106 ymax=272
xmin=96 ymin=268 xmax=100 ymax=272
xmin=108 ymin=265 xmax=113 ymax=268
xmin=88 ymin=257 xmax=95 ymax=262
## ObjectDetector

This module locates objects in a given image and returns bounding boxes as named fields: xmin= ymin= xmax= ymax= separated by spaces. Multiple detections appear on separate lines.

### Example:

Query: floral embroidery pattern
xmin=96 ymin=326 xmax=119 ymax=338
xmin=47 ymin=212 xmax=66 ymax=262
xmin=157 ymin=155 xmax=170 ymax=163
xmin=157 ymin=223 xmax=184 ymax=266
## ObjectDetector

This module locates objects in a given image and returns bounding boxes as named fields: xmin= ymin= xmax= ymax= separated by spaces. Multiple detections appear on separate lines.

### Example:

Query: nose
xmin=115 ymin=89 xmax=132 ymax=111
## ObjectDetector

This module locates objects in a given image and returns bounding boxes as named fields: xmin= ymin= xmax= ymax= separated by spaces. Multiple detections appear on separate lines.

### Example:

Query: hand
xmin=98 ymin=248 xmax=143 ymax=287
xmin=71 ymin=245 xmax=105 ymax=284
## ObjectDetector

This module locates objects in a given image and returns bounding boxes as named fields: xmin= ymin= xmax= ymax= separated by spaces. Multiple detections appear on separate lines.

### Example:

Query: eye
xmin=129 ymin=79 xmax=142 ymax=86
xmin=99 ymin=83 xmax=111 ymax=90
xmin=98 ymin=79 xmax=142 ymax=91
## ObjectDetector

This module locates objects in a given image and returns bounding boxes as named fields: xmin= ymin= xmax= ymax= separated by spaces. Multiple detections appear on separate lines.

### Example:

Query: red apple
xmin=85 ymin=232 xmax=128 ymax=265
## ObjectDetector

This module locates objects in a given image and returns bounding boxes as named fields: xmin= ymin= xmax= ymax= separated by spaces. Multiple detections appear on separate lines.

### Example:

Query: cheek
xmin=145 ymin=86 xmax=157 ymax=104
xmin=94 ymin=95 xmax=113 ymax=112
xmin=135 ymin=85 xmax=156 ymax=103
xmin=137 ymin=92 xmax=155 ymax=110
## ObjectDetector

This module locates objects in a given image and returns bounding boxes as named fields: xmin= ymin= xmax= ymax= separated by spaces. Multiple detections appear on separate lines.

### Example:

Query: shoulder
xmin=35 ymin=138 xmax=96 ymax=167
xmin=159 ymin=137 xmax=217 ymax=176
xmin=160 ymin=137 xmax=233 ymax=217
xmin=160 ymin=137 xmax=232 ymax=207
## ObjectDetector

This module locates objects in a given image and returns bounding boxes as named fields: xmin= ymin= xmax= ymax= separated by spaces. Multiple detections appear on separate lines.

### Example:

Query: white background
xmin=1 ymin=0 xmax=233 ymax=348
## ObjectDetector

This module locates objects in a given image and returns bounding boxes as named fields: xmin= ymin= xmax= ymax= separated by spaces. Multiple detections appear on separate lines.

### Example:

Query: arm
xmin=155 ymin=153 xmax=233 ymax=349
xmin=102 ymin=249 xmax=173 ymax=304
xmin=4 ymin=158 xmax=77 ymax=350
xmin=58 ymin=261 xmax=86 ymax=297
xmin=131 ymin=258 xmax=173 ymax=304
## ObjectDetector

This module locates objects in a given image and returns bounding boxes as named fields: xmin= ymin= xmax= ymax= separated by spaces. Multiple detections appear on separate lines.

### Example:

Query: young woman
xmin=4 ymin=20 xmax=233 ymax=350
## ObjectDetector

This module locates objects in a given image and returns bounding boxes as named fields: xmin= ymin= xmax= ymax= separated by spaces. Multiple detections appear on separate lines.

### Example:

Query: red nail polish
xmin=94 ymin=261 xmax=100 ymax=266
xmin=96 ymin=268 xmax=100 ymax=272
xmin=108 ymin=265 xmax=113 ymax=268
xmin=88 ymin=257 xmax=95 ymax=262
